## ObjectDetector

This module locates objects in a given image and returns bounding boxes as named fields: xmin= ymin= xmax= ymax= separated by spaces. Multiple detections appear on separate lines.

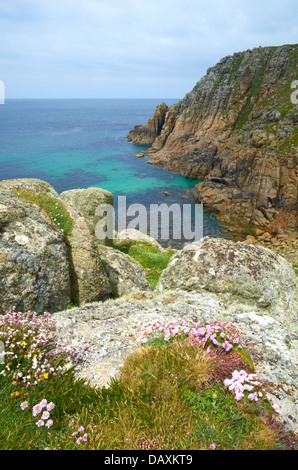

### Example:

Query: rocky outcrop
xmin=0 ymin=179 xmax=154 ymax=313
xmin=127 ymin=102 xmax=169 ymax=145
xmin=0 ymin=190 xmax=71 ymax=314
xmin=129 ymin=45 xmax=298 ymax=233
xmin=97 ymin=245 xmax=153 ymax=297
xmin=52 ymin=286 xmax=298 ymax=432
xmin=63 ymin=204 xmax=112 ymax=305
xmin=157 ymin=237 xmax=297 ymax=320
xmin=0 ymin=178 xmax=60 ymax=198
xmin=114 ymin=228 xmax=164 ymax=250
xmin=60 ymin=187 xmax=114 ymax=247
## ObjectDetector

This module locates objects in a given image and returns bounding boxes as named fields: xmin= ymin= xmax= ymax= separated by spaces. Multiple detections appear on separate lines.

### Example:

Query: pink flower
xmin=82 ymin=433 xmax=88 ymax=442
xmin=273 ymin=404 xmax=280 ymax=414
xmin=41 ymin=410 xmax=50 ymax=420
xmin=47 ymin=402 xmax=55 ymax=411
xmin=32 ymin=404 xmax=42 ymax=416
xmin=78 ymin=426 xmax=85 ymax=432
xmin=20 ymin=401 xmax=28 ymax=410
xmin=40 ymin=399 xmax=47 ymax=408
xmin=45 ymin=420 xmax=53 ymax=428
xmin=210 ymin=444 xmax=216 ymax=450
xmin=76 ymin=437 xmax=82 ymax=445
xmin=36 ymin=419 xmax=44 ymax=427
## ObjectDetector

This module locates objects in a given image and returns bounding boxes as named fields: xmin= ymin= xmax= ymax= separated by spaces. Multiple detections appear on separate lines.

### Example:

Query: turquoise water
xmin=0 ymin=99 xmax=224 ymax=246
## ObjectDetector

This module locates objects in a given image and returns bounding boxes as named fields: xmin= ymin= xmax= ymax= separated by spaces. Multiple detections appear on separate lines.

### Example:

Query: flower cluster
xmin=71 ymin=426 xmax=88 ymax=445
xmin=0 ymin=307 xmax=81 ymax=389
xmin=139 ymin=316 xmax=242 ymax=352
xmin=138 ymin=436 xmax=166 ymax=450
xmin=21 ymin=398 xmax=55 ymax=427
xmin=224 ymin=370 xmax=280 ymax=413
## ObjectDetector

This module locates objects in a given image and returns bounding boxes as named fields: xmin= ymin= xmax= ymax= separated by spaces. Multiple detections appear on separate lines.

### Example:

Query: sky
xmin=0 ymin=0 xmax=297 ymax=99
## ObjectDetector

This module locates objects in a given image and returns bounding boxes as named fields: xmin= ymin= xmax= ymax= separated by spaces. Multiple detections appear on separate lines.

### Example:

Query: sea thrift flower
xmin=41 ymin=410 xmax=50 ymax=420
xmin=20 ymin=401 xmax=28 ymax=410
xmin=36 ymin=419 xmax=44 ymax=427
xmin=32 ymin=404 xmax=43 ymax=416
xmin=47 ymin=402 xmax=55 ymax=411
xmin=210 ymin=444 xmax=216 ymax=450
xmin=45 ymin=420 xmax=53 ymax=428
xmin=272 ymin=404 xmax=281 ymax=414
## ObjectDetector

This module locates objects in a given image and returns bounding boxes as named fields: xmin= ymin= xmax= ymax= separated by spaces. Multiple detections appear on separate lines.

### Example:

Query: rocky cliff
xmin=127 ymin=102 xmax=169 ymax=145
xmin=127 ymin=45 xmax=298 ymax=233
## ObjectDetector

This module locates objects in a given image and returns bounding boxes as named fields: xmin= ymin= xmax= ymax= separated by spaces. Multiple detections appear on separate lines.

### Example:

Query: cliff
xmin=127 ymin=45 xmax=298 ymax=233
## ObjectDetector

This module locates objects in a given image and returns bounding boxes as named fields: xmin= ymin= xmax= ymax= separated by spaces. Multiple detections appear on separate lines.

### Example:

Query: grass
xmin=1 ymin=321 xmax=296 ymax=450
xmin=11 ymin=187 xmax=73 ymax=239
xmin=113 ymin=239 xmax=175 ymax=288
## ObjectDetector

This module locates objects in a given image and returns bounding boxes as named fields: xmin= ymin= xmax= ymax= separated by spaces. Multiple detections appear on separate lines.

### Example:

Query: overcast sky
xmin=1 ymin=0 xmax=297 ymax=99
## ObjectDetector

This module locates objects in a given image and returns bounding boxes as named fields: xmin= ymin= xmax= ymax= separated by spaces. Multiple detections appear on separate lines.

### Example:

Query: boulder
xmin=63 ymin=204 xmax=112 ymax=305
xmin=0 ymin=190 xmax=71 ymax=314
xmin=97 ymin=245 xmax=153 ymax=297
xmin=115 ymin=228 xmax=163 ymax=249
xmin=157 ymin=237 xmax=297 ymax=320
xmin=59 ymin=187 xmax=113 ymax=246
xmin=0 ymin=178 xmax=59 ymax=198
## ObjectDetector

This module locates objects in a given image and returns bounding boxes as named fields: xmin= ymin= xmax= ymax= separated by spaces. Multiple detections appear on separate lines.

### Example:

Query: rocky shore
xmin=127 ymin=44 xmax=298 ymax=237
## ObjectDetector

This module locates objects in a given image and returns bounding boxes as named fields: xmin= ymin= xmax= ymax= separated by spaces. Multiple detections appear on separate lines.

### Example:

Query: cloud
xmin=0 ymin=0 xmax=297 ymax=98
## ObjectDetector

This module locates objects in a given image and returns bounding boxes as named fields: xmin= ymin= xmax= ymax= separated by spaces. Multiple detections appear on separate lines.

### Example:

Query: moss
xmin=11 ymin=187 xmax=73 ymax=239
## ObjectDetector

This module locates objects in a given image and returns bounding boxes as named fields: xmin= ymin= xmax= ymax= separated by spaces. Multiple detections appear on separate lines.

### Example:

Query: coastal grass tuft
xmin=11 ymin=187 xmax=73 ymax=239
xmin=113 ymin=239 xmax=175 ymax=288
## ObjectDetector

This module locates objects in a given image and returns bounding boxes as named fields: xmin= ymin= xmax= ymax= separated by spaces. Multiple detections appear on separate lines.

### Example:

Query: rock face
xmin=127 ymin=102 xmax=169 ymax=145
xmin=115 ymin=228 xmax=164 ymax=249
xmin=60 ymin=187 xmax=114 ymax=247
xmin=157 ymin=237 xmax=297 ymax=320
xmin=63 ymin=204 xmax=112 ymax=305
xmin=0 ymin=178 xmax=59 ymax=198
xmin=129 ymin=45 xmax=298 ymax=233
xmin=97 ymin=245 xmax=153 ymax=297
xmin=0 ymin=190 xmax=71 ymax=314
xmin=0 ymin=179 xmax=154 ymax=313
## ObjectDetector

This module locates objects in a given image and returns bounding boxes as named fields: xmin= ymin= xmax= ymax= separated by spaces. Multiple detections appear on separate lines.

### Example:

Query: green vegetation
xmin=234 ymin=63 xmax=267 ymax=130
xmin=1 ymin=330 xmax=294 ymax=450
xmin=185 ymin=384 xmax=277 ymax=450
xmin=11 ymin=187 xmax=73 ymax=239
xmin=230 ymin=52 xmax=245 ymax=77
xmin=113 ymin=239 xmax=175 ymax=288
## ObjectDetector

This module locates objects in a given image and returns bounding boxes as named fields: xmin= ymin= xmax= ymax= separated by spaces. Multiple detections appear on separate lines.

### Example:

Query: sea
xmin=0 ymin=99 xmax=227 ymax=248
